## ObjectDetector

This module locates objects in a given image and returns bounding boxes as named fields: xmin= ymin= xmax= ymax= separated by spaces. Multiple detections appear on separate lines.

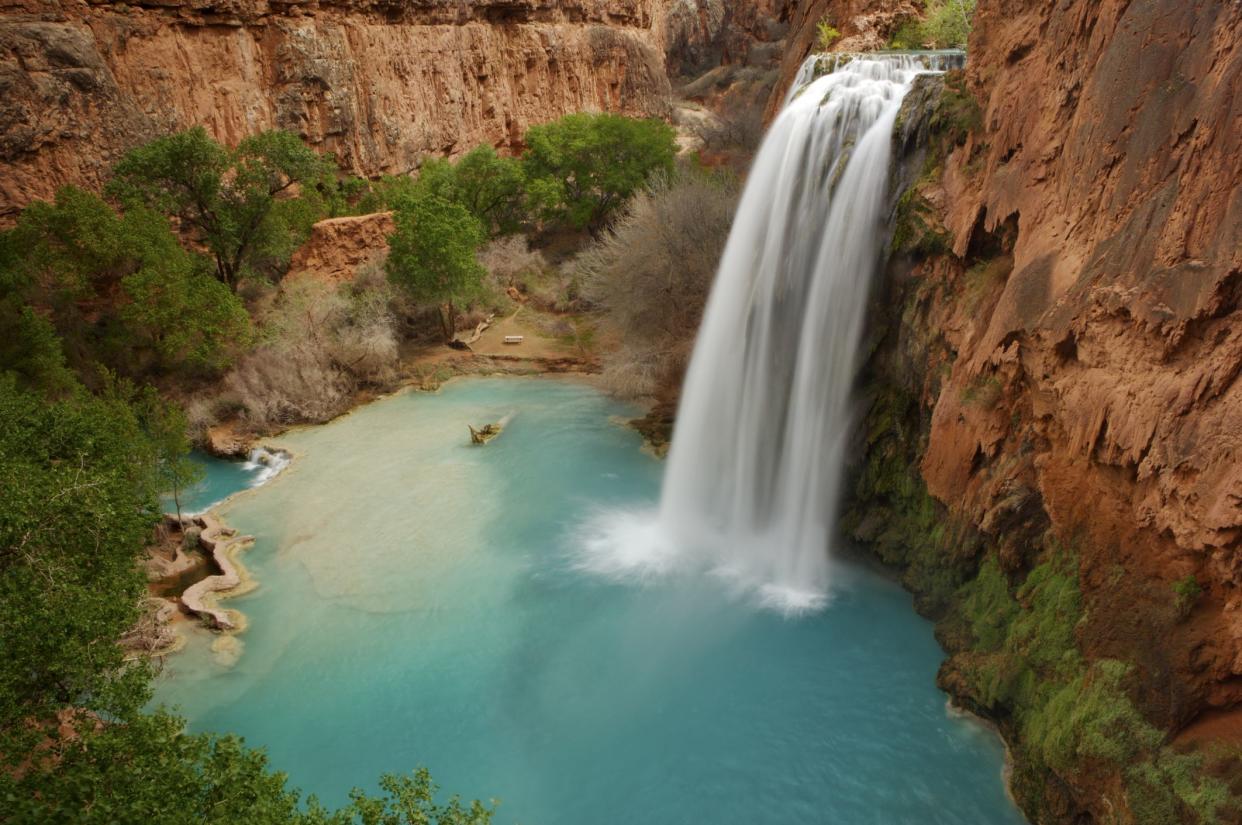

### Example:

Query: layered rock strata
xmin=0 ymin=0 xmax=672 ymax=219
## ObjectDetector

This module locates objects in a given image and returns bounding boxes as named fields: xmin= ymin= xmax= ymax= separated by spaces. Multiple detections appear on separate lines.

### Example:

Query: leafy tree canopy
xmin=0 ymin=186 xmax=251 ymax=381
xmin=385 ymin=194 xmax=486 ymax=341
xmin=0 ymin=377 xmax=160 ymax=743
xmin=522 ymin=113 xmax=677 ymax=231
xmin=108 ymin=127 xmax=333 ymax=290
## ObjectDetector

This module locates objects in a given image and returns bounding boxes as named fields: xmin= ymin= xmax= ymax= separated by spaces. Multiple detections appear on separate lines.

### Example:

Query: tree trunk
xmin=442 ymin=301 xmax=458 ymax=344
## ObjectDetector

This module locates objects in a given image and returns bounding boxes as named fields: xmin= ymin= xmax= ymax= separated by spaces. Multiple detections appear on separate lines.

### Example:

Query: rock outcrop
xmin=663 ymin=0 xmax=793 ymax=77
xmin=822 ymin=1 xmax=1242 ymax=821
xmin=930 ymin=0 xmax=1240 ymax=723
xmin=181 ymin=513 xmax=253 ymax=631
xmin=286 ymin=211 xmax=394 ymax=284
xmin=0 ymin=0 xmax=672 ymax=220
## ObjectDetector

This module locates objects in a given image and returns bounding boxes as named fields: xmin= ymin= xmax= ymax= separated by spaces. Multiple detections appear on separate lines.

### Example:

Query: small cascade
xmin=242 ymin=446 xmax=291 ymax=487
xmin=655 ymin=53 xmax=955 ymax=612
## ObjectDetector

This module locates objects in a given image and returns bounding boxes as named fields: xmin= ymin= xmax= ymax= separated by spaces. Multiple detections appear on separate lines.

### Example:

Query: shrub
xmin=218 ymin=278 xmax=399 ymax=431
xmin=690 ymin=93 xmax=767 ymax=160
xmin=889 ymin=0 xmax=976 ymax=50
xmin=575 ymin=168 xmax=739 ymax=396
xmin=523 ymin=113 xmax=678 ymax=231
xmin=1173 ymin=574 xmax=1203 ymax=620
xmin=816 ymin=18 xmax=842 ymax=51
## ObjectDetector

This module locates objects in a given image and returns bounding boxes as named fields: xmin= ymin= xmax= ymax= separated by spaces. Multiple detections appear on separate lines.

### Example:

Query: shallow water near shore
xmin=154 ymin=377 xmax=1025 ymax=824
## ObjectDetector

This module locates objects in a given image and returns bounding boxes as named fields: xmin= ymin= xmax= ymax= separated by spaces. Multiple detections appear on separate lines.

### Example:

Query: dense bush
xmin=576 ymin=168 xmax=739 ymax=396
xmin=0 ymin=186 xmax=252 ymax=383
xmin=889 ymin=0 xmax=976 ymax=50
xmin=523 ymin=113 xmax=678 ymax=231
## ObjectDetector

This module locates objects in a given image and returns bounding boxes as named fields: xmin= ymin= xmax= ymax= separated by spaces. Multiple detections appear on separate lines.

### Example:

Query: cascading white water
xmin=656 ymin=53 xmax=956 ymax=612
xmin=243 ymin=446 xmax=291 ymax=486
xmin=575 ymin=53 xmax=960 ymax=613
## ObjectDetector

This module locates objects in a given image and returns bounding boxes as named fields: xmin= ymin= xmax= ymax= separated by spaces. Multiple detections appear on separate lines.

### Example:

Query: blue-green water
xmin=161 ymin=450 xmax=284 ymax=515
xmin=154 ymin=378 xmax=1025 ymax=824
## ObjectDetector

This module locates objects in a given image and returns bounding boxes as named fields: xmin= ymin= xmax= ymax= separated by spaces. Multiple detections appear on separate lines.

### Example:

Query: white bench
xmin=503 ymin=335 xmax=524 ymax=345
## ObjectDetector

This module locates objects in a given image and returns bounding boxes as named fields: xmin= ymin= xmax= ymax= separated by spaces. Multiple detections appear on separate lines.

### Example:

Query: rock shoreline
xmin=179 ymin=513 xmax=255 ymax=632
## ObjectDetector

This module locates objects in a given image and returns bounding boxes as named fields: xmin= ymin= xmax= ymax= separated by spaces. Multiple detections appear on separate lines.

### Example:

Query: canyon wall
xmin=0 ymin=0 xmax=673 ymax=220
xmin=662 ymin=0 xmax=793 ymax=77
xmin=828 ymin=1 xmax=1242 ymax=821
xmin=930 ymin=0 xmax=1241 ymax=724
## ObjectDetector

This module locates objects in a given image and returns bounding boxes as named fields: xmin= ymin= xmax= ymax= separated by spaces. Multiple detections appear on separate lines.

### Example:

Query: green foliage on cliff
xmin=0 ymin=186 xmax=252 ymax=383
xmin=816 ymin=18 xmax=842 ymax=51
xmin=949 ymin=550 xmax=1232 ymax=823
xmin=523 ymin=113 xmax=678 ymax=231
xmin=108 ymin=127 xmax=333 ymax=290
xmin=889 ymin=0 xmax=976 ymax=50
xmin=1172 ymin=574 xmax=1203 ymax=619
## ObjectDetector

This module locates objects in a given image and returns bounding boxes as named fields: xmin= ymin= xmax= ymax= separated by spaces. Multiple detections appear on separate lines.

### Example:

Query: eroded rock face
xmin=820 ymin=2 xmax=1242 ymax=818
xmin=765 ymin=0 xmax=919 ymax=117
xmin=0 ymin=0 xmax=672 ymax=220
xmin=286 ymin=211 xmax=395 ymax=285
xmin=663 ymin=0 xmax=792 ymax=77
xmin=929 ymin=0 xmax=1241 ymax=720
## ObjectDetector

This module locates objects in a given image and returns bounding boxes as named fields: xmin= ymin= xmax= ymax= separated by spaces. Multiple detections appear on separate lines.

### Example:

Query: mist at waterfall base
xmin=155 ymin=378 xmax=1024 ymax=824
xmin=580 ymin=55 xmax=953 ymax=614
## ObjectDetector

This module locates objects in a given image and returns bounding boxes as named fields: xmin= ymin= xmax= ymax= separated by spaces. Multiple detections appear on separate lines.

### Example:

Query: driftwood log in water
xmin=468 ymin=423 xmax=503 ymax=445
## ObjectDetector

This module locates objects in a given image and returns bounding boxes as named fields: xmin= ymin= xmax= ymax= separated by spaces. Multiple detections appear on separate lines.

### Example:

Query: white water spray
xmin=577 ymin=53 xmax=960 ymax=613
xmin=243 ymin=446 xmax=291 ymax=487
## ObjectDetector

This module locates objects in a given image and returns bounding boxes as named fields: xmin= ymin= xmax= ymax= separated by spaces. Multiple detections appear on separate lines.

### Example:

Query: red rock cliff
xmin=0 ymin=0 xmax=672 ymax=219
xmin=935 ymin=0 xmax=1240 ymax=720
xmin=812 ymin=0 xmax=1242 ymax=820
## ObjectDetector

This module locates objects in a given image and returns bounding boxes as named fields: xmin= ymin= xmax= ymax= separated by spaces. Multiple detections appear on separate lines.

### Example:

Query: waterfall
xmin=657 ymin=53 xmax=956 ymax=612
xmin=575 ymin=53 xmax=958 ymax=613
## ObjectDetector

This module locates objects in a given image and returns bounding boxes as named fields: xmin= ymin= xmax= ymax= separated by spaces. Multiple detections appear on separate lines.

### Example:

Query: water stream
xmin=590 ymin=54 xmax=958 ymax=613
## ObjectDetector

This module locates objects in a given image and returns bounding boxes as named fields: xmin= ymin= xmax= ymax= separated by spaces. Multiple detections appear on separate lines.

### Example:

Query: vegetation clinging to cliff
xmin=108 ymin=128 xmax=333 ymax=292
xmin=889 ymin=0 xmax=976 ymax=50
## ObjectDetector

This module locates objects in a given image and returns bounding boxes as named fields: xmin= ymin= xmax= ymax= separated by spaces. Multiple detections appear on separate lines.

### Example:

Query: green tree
xmin=108 ymin=127 xmax=333 ymax=290
xmin=385 ymin=194 xmax=486 ymax=342
xmin=137 ymin=391 xmax=204 ymax=522
xmin=0 ymin=378 xmax=159 ymax=748
xmin=522 ymin=114 xmax=678 ymax=231
xmin=441 ymin=146 xmax=526 ymax=235
xmin=0 ymin=186 xmax=251 ymax=380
